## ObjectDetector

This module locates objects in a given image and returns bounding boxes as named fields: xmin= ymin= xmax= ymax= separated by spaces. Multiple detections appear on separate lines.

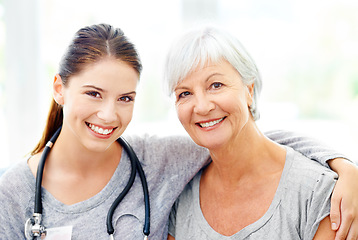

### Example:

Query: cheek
xmin=119 ymin=105 xmax=135 ymax=124
xmin=176 ymin=104 xmax=189 ymax=126
xmin=64 ymin=98 xmax=94 ymax=122
xmin=226 ymin=91 xmax=249 ymax=110
xmin=221 ymin=94 xmax=250 ymax=121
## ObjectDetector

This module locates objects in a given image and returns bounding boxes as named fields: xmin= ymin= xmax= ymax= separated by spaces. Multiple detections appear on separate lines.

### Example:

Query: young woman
xmin=165 ymin=26 xmax=358 ymax=240
xmin=0 ymin=23 xmax=357 ymax=240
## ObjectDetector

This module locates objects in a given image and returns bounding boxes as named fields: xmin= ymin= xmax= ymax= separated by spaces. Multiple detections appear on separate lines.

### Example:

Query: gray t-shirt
xmin=0 ymin=135 xmax=210 ymax=240
xmin=0 ymin=132 xmax=344 ymax=239
xmin=168 ymin=147 xmax=338 ymax=239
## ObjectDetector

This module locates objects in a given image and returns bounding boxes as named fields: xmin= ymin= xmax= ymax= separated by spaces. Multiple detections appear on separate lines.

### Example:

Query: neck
xmin=205 ymin=122 xmax=286 ymax=188
xmin=47 ymin=128 xmax=121 ymax=176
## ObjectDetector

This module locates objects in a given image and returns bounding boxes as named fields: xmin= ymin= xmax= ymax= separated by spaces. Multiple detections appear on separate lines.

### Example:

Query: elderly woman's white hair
xmin=163 ymin=26 xmax=262 ymax=121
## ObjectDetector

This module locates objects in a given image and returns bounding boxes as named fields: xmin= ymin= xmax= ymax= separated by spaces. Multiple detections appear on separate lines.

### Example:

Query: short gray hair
xmin=163 ymin=26 xmax=262 ymax=120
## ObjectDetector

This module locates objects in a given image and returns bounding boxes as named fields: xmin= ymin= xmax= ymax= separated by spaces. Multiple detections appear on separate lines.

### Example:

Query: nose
xmin=97 ymin=101 xmax=117 ymax=123
xmin=193 ymin=93 xmax=215 ymax=115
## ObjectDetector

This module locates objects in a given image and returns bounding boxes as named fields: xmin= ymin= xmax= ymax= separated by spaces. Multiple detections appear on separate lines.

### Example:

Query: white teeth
xmin=199 ymin=118 xmax=224 ymax=128
xmin=88 ymin=123 xmax=114 ymax=135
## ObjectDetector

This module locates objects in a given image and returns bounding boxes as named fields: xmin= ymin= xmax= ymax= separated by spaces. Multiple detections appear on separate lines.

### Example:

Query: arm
xmin=313 ymin=216 xmax=336 ymax=240
xmin=265 ymin=130 xmax=349 ymax=167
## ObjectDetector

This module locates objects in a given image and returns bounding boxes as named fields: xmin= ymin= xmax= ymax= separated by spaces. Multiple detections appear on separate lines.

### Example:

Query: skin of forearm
xmin=328 ymin=158 xmax=358 ymax=176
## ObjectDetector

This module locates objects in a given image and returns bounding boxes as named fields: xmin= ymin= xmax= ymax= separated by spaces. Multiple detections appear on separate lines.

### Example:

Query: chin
xmin=84 ymin=140 xmax=115 ymax=153
xmin=194 ymin=140 xmax=221 ymax=151
xmin=194 ymin=134 xmax=227 ymax=148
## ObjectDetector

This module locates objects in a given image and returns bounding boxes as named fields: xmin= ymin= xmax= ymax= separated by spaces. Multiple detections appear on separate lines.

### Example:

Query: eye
xmin=86 ymin=91 xmax=101 ymax=98
xmin=211 ymin=82 xmax=223 ymax=89
xmin=178 ymin=91 xmax=191 ymax=99
xmin=119 ymin=96 xmax=134 ymax=102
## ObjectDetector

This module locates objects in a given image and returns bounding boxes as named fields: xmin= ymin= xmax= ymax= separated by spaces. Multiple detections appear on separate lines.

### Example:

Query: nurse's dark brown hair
xmin=31 ymin=23 xmax=142 ymax=155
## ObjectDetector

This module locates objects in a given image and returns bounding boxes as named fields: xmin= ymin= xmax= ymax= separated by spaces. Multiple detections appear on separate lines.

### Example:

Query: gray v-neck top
xmin=169 ymin=147 xmax=337 ymax=239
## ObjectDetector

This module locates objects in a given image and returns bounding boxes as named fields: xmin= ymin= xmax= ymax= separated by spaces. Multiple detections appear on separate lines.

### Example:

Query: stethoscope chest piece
xmin=25 ymin=213 xmax=46 ymax=239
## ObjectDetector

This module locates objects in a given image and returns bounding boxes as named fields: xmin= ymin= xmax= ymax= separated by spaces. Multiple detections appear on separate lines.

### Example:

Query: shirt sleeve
xmin=265 ymin=130 xmax=350 ymax=168
xmin=303 ymin=169 xmax=337 ymax=239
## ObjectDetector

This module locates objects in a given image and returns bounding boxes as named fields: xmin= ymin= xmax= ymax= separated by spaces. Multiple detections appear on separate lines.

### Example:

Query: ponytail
xmin=31 ymin=99 xmax=63 ymax=155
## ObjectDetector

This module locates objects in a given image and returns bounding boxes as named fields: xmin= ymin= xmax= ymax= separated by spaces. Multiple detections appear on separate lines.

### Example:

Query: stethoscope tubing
xmin=135 ymin=153 xmax=150 ymax=236
xmin=34 ymin=127 xmax=62 ymax=214
xmin=29 ymin=127 xmax=150 ymax=239
xmin=134 ymin=144 xmax=150 ymax=236
xmin=106 ymin=137 xmax=150 ymax=237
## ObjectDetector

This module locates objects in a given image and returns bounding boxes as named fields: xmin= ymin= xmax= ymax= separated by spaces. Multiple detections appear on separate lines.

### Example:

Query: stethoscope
xmin=24 ymin=127 xmax=150 ymax=240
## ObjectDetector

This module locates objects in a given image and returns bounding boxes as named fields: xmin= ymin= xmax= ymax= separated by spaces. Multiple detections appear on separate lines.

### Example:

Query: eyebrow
xmin=82 ymin=85 xmax=136 ymax=96
xmin=174 ymin=72 xmax=223 ymax=92
xmin=174 ymin=85 xmax=189 ymax=92
xmin=83 ymin=84 xmax=106 ymax=92
xmin=206 ymin=73 xmax=223 ymax=81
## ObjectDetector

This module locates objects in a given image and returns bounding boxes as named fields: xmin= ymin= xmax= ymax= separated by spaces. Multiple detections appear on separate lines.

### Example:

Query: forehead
xmin=67 ymin=58 xmax=139 ymax=88
xmin=174 ymin=60 xmax=243 ymax=92
xmin=183 ymin=59 xmax=238 ymax=80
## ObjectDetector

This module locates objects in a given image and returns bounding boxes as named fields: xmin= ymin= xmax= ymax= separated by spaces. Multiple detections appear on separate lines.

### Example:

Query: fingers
xmin=331 ymin=193 xmax=342 ymax=231
xmin=327 ymin=159 xmax=358 ymax=240
xmin=345 ymin=218 xmax=358 ymax=240
xmin=335 ymin=209 xmax=354 ymax=240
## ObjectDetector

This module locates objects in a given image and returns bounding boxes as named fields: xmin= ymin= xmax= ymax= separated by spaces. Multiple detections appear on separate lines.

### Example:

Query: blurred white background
xmin=0 ymin=0 xmax=357 ymax=169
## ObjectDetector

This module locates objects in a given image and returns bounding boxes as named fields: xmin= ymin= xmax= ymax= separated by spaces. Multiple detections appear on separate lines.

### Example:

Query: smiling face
xmin=54 ymin=57 xmax=139 ymax=153
xmin=174 ymin=60 xmax=254 ymax=151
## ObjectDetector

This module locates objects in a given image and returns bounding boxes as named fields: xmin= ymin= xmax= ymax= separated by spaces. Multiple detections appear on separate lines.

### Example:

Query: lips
xmin=197 ymin=117 xmax=226 ymax=128
xmin=86 ymin=122 xmax=116 ymax=135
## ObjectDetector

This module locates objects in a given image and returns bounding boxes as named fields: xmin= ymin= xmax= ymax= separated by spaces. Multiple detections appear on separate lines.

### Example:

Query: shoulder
xmin=264 ymin=148 xmax=336 ymax=239
xmin=284 ymin=147 xmax=337 ymax=240
xmin=282 ymin=147 xmax=337 ymax=206
xmin=0 ymin=159 xmax=34 ymax=194
xmin=0 ymin=159 xmax=34 ymax=211
xmin=286 ymin=147 xmax=337 ymax=187
xmin=123 ymin=133 xmax=202 ymax=150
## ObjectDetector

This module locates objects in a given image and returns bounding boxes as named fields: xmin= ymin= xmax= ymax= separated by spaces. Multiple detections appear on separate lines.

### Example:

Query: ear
xmin=246 ymin=83 xmax=254 ymax=106
xmin=53 ymin=74 xmax=65 ymax=105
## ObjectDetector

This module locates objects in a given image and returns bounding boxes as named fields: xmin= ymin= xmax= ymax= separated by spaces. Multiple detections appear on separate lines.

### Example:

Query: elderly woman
xmin=165 ymin=26 xmax=355 ymax=239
